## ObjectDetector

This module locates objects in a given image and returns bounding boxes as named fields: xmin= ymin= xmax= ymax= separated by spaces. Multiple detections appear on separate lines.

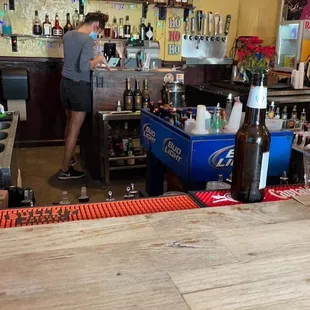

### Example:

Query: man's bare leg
xmin=62 ymin=111 xmax=86 ymax=173
xmin=64 ymin=109 xmax=72 ymax=140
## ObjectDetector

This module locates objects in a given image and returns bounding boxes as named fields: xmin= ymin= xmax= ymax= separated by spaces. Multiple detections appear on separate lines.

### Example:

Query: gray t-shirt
xmin=62 ymin=31 xmax=94 ymax=82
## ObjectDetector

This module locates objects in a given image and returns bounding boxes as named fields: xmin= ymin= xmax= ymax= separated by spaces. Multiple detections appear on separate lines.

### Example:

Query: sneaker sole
xmin=57 ymin=174 xmax=86 ymax=180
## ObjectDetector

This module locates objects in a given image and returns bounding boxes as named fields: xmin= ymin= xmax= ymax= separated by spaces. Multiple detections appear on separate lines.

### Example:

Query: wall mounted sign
xmin=283 ymin=0 xmax=310 ymax=20
xmin=168 ymin=16 xmax=181 ymax=55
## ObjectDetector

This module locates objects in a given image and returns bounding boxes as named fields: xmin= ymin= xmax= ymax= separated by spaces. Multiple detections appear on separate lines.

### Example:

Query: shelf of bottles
xmin=100 ymin=77 xmax=150 ymax=173
xmin=106 ymin=120 xmax=147 ymax=170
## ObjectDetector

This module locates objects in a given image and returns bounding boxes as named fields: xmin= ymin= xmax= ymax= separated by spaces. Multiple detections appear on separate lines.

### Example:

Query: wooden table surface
xmin=1 ymin=199 xmax=310 ymax=309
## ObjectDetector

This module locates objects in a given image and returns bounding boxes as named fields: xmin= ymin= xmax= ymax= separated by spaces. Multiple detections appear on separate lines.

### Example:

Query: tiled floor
xmin=14 ymin=146 xmax=146 ymax=206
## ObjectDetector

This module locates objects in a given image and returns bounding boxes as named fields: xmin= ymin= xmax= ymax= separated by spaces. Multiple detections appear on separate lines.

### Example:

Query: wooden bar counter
xmin=1 ymin=199 xmax=309 ymax=309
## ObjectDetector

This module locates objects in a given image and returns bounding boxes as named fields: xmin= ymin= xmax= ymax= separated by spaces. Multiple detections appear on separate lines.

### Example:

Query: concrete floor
xmin=14 ymin=146 xmax=146 ymax=206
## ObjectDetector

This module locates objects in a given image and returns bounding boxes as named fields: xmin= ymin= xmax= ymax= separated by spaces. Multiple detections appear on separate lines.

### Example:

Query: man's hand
xmin=99 ymin=55 xmax=111 ymax=71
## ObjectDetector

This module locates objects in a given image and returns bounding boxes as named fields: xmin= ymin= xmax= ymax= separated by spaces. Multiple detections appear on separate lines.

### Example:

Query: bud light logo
xmin=209 ymin=145 xmax=234 ymax=171
xmin=142 ymin=124 xmax=156 ymax=144
xmin=163 ymin=138 xmax=182 ymax=163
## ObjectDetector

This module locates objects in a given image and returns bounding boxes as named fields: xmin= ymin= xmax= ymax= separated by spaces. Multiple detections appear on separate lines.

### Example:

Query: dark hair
xmin=84 ymin=12 xmax=109 ymax=30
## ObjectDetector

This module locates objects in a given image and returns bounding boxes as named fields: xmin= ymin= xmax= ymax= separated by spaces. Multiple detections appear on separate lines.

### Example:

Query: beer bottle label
xmin=247 ymin=86 xmax=267 ymax=109
xmin=259 ymin=152 xmax=270 ymax=190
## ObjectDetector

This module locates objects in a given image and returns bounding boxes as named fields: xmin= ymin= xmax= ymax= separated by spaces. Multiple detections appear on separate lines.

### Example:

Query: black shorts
xmin=60 ymin=77 xmax=92 ymax=112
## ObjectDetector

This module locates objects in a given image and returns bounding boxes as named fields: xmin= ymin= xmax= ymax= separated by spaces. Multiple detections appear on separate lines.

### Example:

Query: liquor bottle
xmin=104 ymin=21 xmax=111 ymax=39
xmin=300 ymin=108 xmax=307 ymax=130
xmin=133 ymin=79 xmax=143 ymax=111
xmin=33 ymin=10 xmax=42 ymax=35
xmin=52 ymin=13 xmax=63 ymax=37
xmin=118 ymin=18 xmax=124 ymax=39
xmin=142 ymin=79 xmax=150 ymax=109
xmin=282 ymin=106 xmax=288 ymax=129
xmin=123 ymin=78 xmax=134 ymax=111
xmin=2 ymin=3 xmax=12 ymax=35
xmin=231 ymin=72 xmax=271 ymax=203
xmin=64 ymin=13 xmax=73 ymax=33
xmin=131 ymin=26 xmax=140 ymax=40
xmin=267 ymin=101 xmax=275 ymax=119
xmin=43 ymin=14 xmax=52 ymax=36
xmin=140 ymin=18 xmax=146 ymax=40
xmin=124 ymin=15 xmax=131 ymax=39
xmin=112 ymin=17 xmax=118 ymax=39
xmin=145 ymin=22 xmax=154 ymax=41
xmin=287 ymin=105 xmax=298 ymax=129
xmin=72 ymin=9 xmax=79 ymax=29
xmin=127 ymin=138 xmax=135 ymax=165
xmin=225 ymin=93 xmax=233 ymax=122
xmin=275 ymin=107 xmax=280 ymax=119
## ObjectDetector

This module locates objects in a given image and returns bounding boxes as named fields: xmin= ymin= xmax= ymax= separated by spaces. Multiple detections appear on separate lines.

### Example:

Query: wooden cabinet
xmin=0 ymin=57 xmax=66 ymax=146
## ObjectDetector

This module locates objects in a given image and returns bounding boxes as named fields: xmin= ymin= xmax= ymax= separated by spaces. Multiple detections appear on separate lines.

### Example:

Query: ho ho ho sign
xmin=168 ymin=16 xmax=181 ymax=55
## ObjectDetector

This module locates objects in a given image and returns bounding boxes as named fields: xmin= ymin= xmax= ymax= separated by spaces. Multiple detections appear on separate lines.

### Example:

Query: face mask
xmin=89 ymin=32 xmax=97 ymax=40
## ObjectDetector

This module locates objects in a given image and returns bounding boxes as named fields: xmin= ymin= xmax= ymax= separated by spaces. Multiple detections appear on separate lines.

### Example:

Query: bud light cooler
xmin=141 ymin=110 xmax=294 ymax=196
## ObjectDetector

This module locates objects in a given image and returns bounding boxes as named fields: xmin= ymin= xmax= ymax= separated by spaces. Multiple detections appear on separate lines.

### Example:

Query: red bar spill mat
xmin=191 ymin=184 xmax=308 ymax=208
xmin=0 ymin=195 xmax=199 ymax=228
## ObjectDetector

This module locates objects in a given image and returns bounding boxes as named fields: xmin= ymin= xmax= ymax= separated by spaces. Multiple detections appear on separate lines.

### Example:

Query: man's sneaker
xmin=69 ymin=157 xmax=77 ymax=167
xmin=57 ymin=168 xmax=86 ymax=180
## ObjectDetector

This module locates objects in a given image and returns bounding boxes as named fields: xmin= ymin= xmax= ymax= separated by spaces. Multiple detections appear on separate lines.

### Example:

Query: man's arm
xmin=80 ymin=39 xmax=111 ymax=71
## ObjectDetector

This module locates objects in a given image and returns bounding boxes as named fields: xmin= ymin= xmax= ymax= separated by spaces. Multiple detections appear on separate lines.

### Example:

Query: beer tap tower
xmin=182 ymin=13 xmax=233 ymax=65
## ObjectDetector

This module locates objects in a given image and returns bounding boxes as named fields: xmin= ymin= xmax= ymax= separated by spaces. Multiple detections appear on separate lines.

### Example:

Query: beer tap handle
xmin=214 ymin=13 xmax=220 ymax=37
xmin=219 ymin=15 xmax=223 ymax=35
xmin=196 ymin=10 xmax=203 ymax=35
xmin=208 ymin=12 xmax=213 ymax=36
xmin=190 ymin=17 xmax=195 ymax=35
xmin=202 ymin=13 xmax=208 ymax=36
xmin=224 ymin=14 xmax=232 ymax=36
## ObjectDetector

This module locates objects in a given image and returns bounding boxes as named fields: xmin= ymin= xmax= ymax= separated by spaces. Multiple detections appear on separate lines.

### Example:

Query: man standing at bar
xmin=58 ymin=12 xmax=110 ymax=180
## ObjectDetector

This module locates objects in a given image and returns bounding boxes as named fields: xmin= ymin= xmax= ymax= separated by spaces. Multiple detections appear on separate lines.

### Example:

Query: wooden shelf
xmin=155 ymin=3 xmax=195 ymax=9
xmin=96 ymin=0 xmax=148 ymax=3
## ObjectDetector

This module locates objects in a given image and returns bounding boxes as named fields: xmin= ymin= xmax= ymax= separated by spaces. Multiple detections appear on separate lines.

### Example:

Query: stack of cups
xmin=192 ymin=105 xmax=208 ymax=135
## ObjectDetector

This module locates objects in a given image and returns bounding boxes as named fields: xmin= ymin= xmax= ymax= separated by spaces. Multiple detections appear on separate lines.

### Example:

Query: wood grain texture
xmin=1 ymin=200 xmax=310 ymax=309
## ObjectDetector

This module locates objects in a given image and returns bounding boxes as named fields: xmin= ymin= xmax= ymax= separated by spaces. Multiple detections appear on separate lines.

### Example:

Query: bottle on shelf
xmin=52 ymin=13 xmax=63 ymax=37
xmin=43 ymin=14 xmax=52 ymax=36
xmin=104 ymin=21 xmax=111 ymax=39
xmin=72 ymin=9 xmax=79 ymax=29
xmin=64 ymin=13 xmax=73 ymax=34
xmin=131 ymin=26 xmax=140 ymax=40
xmin=112 ymin=16 xmax=118 ymax=39
xmin=122 ymin=122 xmax=129 ymax=155
xmin=118 ymin=18 xmax=124 ymax=39
xmin=78 ymin=13 xmax=84 ymax=26
xmin=287 ymin=105 xmax=298 ymax=129
xmin=275 ymin=107 xmax=280 ymax=119
xmin=33 ymin=10 xmax=42 ymax=35
xmin=124 ymin=15 xmax=131 ymax=39
xmin=133 ymin=79 xmax=143 ymax=111
xmin=142 ymin=79 xmax=150 ymax=109
xmin=282 ymin=106 xmax=288 ymax=129
xmin=2 ymin=3 xmax=12 ymax=35
xmin=123 ymin=78 xmax=134 ymax=111
xmin=299 ymin=109 xmax=308 ymax=131
xmin=231 ymin=72 xmax=270 ymax=203
xmin=267 ymin=101 xmax=275 ymax=119
xmin=140 ymin=18 xmax=146 ymax=40
xmin=127 ymin=138 xmax=135 ymax=165
xmin=145 ymin=22 xmax=154 ymax=41
xmin=116 ymin=100 xmax=122 ymax=112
